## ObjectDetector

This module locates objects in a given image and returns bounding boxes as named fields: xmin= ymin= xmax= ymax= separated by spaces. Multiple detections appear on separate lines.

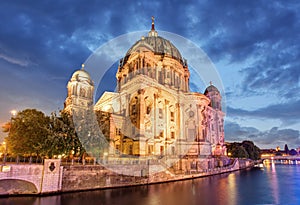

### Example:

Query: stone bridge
xmin=261 ymin=155 xmax=300 ymax=164
xmin=0 ymin=159 xmax=62 ymax=195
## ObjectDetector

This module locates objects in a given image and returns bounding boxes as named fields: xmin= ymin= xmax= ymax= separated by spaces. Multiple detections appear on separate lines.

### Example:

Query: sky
xmin=0 ymin=0 xmax=299 ymax=149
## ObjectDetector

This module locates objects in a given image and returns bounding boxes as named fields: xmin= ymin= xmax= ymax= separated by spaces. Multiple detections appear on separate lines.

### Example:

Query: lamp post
xmin=10 ymin=110 xmax=17 ymax=118
xmin=4 ymin=110 xmax=17 ymax=164
xmin=8 ymin=110 xmax=17 ymax=133
xmin=2 ymin=142 xmax=7 ymax=164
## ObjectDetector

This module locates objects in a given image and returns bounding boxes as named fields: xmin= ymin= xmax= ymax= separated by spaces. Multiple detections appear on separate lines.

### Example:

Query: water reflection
xmin=226 ymin=173 xmax=237 ymax=205
xmin=1 ymin=166 xmax=300 ymax=205
xmin=270 ymin=160 xmax=279 ymax=204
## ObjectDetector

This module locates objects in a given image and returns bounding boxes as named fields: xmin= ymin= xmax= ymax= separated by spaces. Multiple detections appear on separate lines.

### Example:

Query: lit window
xmin=146 ymin=106 xmax=151 ymax=114
xmin=170 ymin=112 xmax=174 ymax=121
xmin=132 ymin=104 xmax=136 ymax=114
xmin=148 ymin=145 xmax=154 ymax=154
xmin=159 ymin=131 xmax=164 ymax=138
xmin=159 ymin=108 xmax=163 ymax=119
xmin=115 ymin=145 xmax=120 ymax=154
xmin=171 ymin=131 xmax=175 ymax=139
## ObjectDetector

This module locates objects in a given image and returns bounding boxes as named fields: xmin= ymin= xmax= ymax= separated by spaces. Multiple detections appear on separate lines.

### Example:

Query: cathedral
xmin=64 ymin=18 xmax=226 ymax=168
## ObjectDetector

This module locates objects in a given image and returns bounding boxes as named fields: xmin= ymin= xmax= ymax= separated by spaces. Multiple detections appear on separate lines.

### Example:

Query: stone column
xmin=109 ymin=116 xmax=115 ymax=156
xmin=184 ymin=76 xmax=188 ymax=92
xmin=164 ymin=99 xmax=169 ymax=155
xmin=176 ymin=103 xmax=181 ymax=158
xmin=180 ymin=103 xmax=185 ymax=141
xmin=138 ymin=89 xmax=146 ymax=155
xmin=176 ymin=103 xmax=181 ymax=140
xmin=138 ymin=89 xmax=146 ymax=133
xmin=154 ymin=93 xmax=157 ymax=140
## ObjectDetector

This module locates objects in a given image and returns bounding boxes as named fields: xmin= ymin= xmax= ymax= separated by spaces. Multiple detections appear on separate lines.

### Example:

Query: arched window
xmin=187 ymin=120 xmax=196 ymax=141
xmin=80 ymin=87 xmax=86 ymax=97
xmin=72 ymin=85 xmax=76 ymax=95
xmin=87 ymin=89 xmax=91 ymax=98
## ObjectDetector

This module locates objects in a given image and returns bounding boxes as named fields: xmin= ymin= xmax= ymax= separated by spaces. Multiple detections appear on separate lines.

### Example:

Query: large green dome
xmin=126 ymin=35 xmax=183 ymax=63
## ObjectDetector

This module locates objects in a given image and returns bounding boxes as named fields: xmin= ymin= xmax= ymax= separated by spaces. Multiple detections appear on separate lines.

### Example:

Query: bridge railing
xmin=1 ymin=156 xmax=44 ymax=165
xmin=0 ymin=156 xmax=97 ymax=165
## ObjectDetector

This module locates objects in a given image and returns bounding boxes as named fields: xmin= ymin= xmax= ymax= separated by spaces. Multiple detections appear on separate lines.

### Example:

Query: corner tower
xmin=64 ymin=64 xmax=94 ymax=114
xmin=204 ymin=82 xmax=226 ymax=156
xmin=204 ymin=82 xmax=222 ymax=111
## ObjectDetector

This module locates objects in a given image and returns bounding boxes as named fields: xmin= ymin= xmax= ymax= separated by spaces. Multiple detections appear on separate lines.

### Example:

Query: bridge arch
xmin=0 ymin=179 xmax=38 ymax=194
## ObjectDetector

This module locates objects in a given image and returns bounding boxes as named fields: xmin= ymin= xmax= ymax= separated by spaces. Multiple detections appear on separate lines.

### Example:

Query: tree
xmin=47 ymin=111 xmax=84 ymax=158
xmin=226 ymin=141 xmax=261 ymax=160
xmin=3 ymin=108 xmax=104 ymax=159
xmin=1 ymin=122 xmax=11 ymax=132
xmin=227 ymin=142 xmax=249 ymax=158
xmin=289 ymin=149 xmax=297 ymax=156
xmin=73 ymin=108 xmax=108 ymax=158
xmin=5 ymin=109 xmax=50 ymax=156
xmin=241 ymin=140 xmax=260 ymax=160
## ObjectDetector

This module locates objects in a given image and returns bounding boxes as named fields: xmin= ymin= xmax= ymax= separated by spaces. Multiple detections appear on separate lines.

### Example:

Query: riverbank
xmin=0 ymin=158 xmax=254 ymax=196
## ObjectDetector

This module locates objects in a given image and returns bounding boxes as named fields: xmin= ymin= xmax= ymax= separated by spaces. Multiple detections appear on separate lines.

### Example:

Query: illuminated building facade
xmin=64 ymin=19 xmax=226 ymax=169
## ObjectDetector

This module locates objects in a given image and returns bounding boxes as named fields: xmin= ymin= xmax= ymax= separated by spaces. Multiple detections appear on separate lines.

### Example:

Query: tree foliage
xmin=5 ymin=109 xmax=50 ymax=156
xmin=73 ymin=108 xmax=109 ymax=158
xmin=47 ymin=111 xmax=85 ymax=158
xmin=1 ymin=122 xmax=11 ymax=132
xmin=226 ymin=140 xmax=260 ymax=160
xmin=3 ymin=109 xmax=84 ymax=158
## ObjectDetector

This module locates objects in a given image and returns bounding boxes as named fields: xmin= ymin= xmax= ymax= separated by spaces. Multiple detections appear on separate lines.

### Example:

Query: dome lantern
xmin=148 ymin=16 xmax=158 ymax=37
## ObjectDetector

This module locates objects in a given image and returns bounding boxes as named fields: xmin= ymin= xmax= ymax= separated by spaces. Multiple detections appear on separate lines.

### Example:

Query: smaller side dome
xmin=70 ymin=64 xmax=93 ymax=85
xmin=204 ymin=84 xmax=220 ymax=94
xmin=204 ymin=82 xmax=222 ymax=110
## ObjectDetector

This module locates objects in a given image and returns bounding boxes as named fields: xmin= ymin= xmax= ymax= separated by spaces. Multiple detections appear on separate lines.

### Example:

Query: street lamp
xmin=10 ymin=110 xmax=17 ymax=117
xmin=2 ymin=142 xmax=7 ymax=164
xmin=4 ymin=109 xmax=17 ymax=164
xmin=8 ymin=110 xmax=17 ymax=133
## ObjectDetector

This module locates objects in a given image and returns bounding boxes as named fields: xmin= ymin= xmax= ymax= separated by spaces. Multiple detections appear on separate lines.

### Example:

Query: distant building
xmin=64 ymin=19 xmax=226 ymax=169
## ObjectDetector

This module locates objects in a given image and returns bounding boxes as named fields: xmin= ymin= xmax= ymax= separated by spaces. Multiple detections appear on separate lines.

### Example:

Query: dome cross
xmin=151 ymin=16 xmax=155 ymax=31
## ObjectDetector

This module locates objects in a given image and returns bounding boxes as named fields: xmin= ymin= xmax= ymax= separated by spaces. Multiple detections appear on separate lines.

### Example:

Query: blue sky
xmin=0 ymin=0 xmax=299 ymax=149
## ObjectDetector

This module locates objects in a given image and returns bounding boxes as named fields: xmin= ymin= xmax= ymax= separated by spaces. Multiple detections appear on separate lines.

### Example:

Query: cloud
xmin=225 ymin=121 xmax=300 ymax=149
xmin=0 ymin=0 xmax=299 ymax=149
xmin=239 ymin=44 xmax=300 ymax=100
xmin=182 ymin=0 xmax=300 ymax=104
xmin=0 ymin=53 xmax=30 ymax=67
xmin=227 ymin=98 xmax=300 ymax=125
xmin=225 ymin=121 xmax=260 ymax=141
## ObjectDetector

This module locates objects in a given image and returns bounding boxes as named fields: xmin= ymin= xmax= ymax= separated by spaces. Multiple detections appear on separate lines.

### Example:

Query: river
xmin=1 ymin=163 xmax=300 ymax=205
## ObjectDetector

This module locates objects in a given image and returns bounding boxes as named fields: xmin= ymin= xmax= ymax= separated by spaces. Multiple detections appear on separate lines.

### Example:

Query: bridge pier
xmin=0 ymin=159 xmax=62 ymax=195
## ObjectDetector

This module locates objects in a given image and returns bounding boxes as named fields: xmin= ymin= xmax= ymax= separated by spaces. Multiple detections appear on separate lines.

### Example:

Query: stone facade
xmin=64 ymin=64 xmax=94 ymax=114
xmin=0 ymin=159 xmax=62 ymax=195
xmin=64 ymin=20 xmax=226 ymax=165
